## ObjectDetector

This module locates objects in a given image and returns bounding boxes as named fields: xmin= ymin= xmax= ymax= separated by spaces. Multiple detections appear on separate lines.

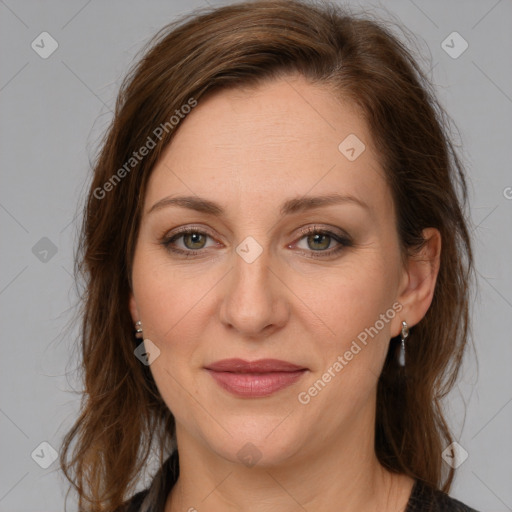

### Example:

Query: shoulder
xmin=407 ymin=480 xmax=480 ymax=512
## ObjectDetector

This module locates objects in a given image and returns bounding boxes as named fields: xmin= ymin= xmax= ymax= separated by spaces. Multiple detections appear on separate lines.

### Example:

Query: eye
xmin=292 ymin=225 xmax=352 ymax=259
xmin=161 ymin=227 xmax=218 ymax=256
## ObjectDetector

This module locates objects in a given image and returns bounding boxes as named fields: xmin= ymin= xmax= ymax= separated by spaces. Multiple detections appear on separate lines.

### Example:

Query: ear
xmin=129 ymin=291 xmax=140 ymax=325
xmin=391 ymin=228 xmax=441 ymax=336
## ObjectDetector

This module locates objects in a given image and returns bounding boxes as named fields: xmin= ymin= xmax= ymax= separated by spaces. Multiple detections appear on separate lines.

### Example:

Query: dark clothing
xmin=120 ymin=450 xmax=479 ymax=511
xmin=405 ymin=479 xmax=479 ymax=511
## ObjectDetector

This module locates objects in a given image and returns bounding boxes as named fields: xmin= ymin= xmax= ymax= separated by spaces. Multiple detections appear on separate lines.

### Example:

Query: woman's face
xmin=129 ymin=74 xmax=420 ymax=467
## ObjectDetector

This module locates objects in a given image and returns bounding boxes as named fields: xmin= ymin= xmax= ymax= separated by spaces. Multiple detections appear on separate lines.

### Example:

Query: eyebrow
xmin=147 ymin=193 xmax=370 ymax=217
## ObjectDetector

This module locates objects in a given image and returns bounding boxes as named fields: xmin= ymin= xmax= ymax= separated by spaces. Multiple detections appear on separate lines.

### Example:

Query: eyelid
xmin=294 ymin=224 xmax=350 ymax=240
xmin=163 ymin=224 xmax=220 ymax=242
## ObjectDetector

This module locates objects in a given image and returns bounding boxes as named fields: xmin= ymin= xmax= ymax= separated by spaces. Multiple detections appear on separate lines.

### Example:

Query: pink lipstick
xmin=204 ymin=358 xmax=307 ymax=397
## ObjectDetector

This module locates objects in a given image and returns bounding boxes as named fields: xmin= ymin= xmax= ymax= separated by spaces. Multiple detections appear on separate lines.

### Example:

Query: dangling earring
xmin=135 ymin=320 xmax=143 ymax=339
xmin=398 ymin=321 xmax=409 ymax=367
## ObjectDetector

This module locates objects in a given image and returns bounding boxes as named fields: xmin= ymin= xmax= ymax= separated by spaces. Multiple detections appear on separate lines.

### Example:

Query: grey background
xmin=1 ymin=0 xmax=511 ymax=511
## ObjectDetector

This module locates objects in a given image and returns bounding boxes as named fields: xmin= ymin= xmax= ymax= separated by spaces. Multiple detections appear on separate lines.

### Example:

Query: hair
xmin=59 ymin=0 xmax=475 ymax=510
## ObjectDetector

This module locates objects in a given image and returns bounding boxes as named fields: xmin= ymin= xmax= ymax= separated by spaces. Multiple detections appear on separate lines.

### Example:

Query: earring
xmin=135 ymin=320 xmax=143 ymax=339
xmin=398 ymin=321 xmax=409 ymax=367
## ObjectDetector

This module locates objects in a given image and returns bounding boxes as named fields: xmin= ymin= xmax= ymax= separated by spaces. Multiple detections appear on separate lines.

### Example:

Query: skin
xmin=129 ymin=73 xmax=441 ymax=512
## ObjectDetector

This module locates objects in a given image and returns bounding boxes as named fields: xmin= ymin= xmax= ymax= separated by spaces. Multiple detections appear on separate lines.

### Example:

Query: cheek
xmin=301 ymin=262 xmax=399 ymax=401
xmin=134 ymin=257 xmax=215 ymax=343
xmin=133 ymin=265 xmax=209 ymax=417
xmin=304 ymin=260 xmax=396 ymax=343
xmin=298 ymin=271 xmax=396 ymax=415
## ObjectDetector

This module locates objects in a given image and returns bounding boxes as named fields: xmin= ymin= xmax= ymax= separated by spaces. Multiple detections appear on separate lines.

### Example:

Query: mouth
xmin=204 ymin=358 xmax=308 ymax=397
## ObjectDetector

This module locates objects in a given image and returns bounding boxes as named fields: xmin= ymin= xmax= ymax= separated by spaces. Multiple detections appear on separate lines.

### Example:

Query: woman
xmin=59 ymin=1 xmax=478 ymax=511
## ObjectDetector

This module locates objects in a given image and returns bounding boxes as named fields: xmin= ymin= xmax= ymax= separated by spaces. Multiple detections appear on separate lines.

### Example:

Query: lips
xmin=204 ymin=358 xmax=308 ymax=397
xmin=205 ymin=358 xmax=306 ymax=373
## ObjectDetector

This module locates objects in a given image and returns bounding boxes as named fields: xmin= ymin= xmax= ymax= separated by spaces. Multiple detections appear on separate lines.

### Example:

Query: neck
xmin=165 ymin=410 xmax=414 ymax=512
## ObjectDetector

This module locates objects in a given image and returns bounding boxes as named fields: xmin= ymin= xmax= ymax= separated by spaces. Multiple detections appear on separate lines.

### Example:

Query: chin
xmin=201 ymin=420 xmax=307 ymax=469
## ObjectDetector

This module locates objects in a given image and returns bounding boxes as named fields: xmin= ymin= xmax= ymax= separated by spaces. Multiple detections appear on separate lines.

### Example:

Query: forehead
xmin=145 ymin=75 xmax=390 ymax=220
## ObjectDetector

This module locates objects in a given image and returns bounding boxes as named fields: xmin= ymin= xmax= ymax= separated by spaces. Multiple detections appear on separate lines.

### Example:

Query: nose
xmin=218 ymin=243 xmax=290 ymax=339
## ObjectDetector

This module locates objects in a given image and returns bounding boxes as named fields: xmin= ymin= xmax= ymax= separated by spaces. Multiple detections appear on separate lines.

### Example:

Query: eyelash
xmin=160 ymin=225 xmax=352 ymax=260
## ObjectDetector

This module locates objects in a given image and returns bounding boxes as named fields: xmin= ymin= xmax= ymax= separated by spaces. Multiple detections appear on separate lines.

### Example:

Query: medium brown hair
xmin=60 ymin=1 xmax=475 ymax=510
